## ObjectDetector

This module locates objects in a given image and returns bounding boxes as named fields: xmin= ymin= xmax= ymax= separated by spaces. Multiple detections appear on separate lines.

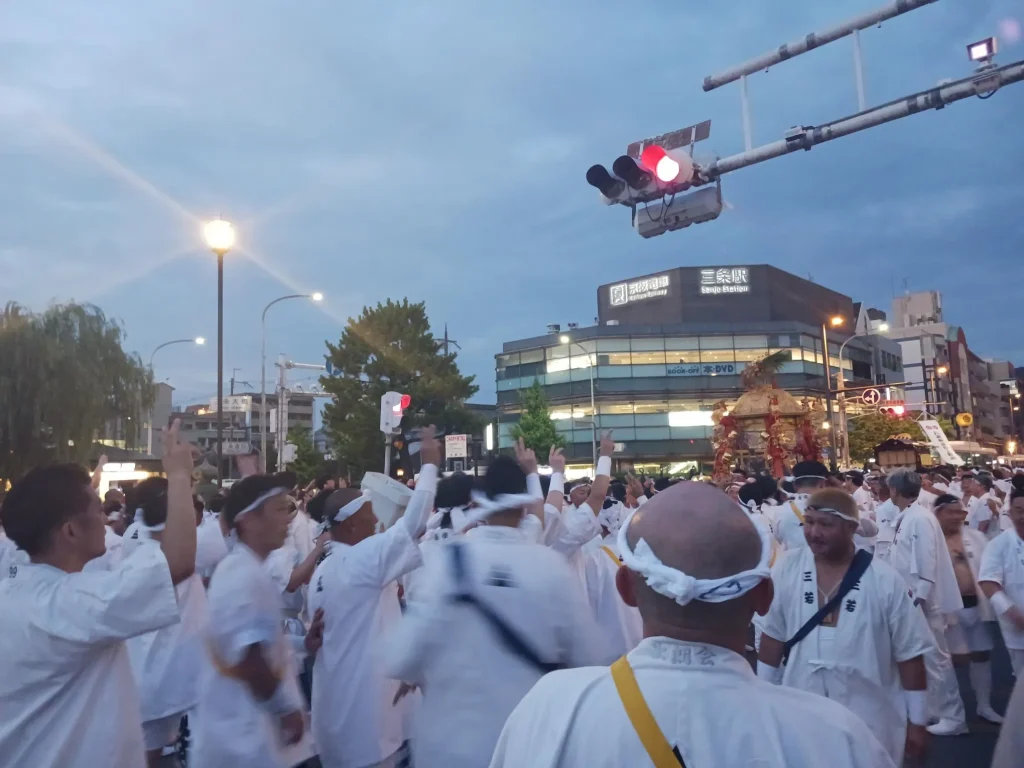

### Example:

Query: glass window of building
xmin=600 ymin=403 xmax=635 ymax=415
xmin=665 ymin=337 xmax=699 ymax=350
xmin=596 ymin=338 xmax=631 ymax=352
xmin=700 ymin=349 xmax=736 ymax=363
xmin=666 ymin=350 xmax=700 ymax=364
xmin=633 ymin=401 xmax=668 ymax=414
xmin=599 ymin=352 xmax=632 ymax=366
xmin=734 ymin=349 xmax=769 ymax=362
xmin=733 ymin=335 xmax=768 ymax=349
xmin=519 ymin=348 xmax=544 ymax=365
xmin=630 ymin=338 xmax=665 ymax=351
xmin=548 ymin=344 xmax=570 ymax=360
xmin=699 ymin=336 xmax=733 ymax=350
xmin=631 ymin=350 xmax=667 ymax=364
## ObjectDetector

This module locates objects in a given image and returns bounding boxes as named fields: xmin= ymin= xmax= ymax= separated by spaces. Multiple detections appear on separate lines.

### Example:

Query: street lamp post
xmin=147 ymin=337 xmax=206 ymax=454
xmin=821 ymin=315 xmax=845 ymax=471
xmin=203 ymin=218 xmax=236 ymax=487
xmin=261 ymin=292 xmax=323 ymax=472
xmin=560 ymin=334 xmax=597 ymax=472
xmin=835 ymin=323 xmax=889 ymax=469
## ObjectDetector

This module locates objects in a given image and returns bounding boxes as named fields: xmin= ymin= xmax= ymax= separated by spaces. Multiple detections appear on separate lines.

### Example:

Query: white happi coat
xmin=853 ymin=485 xmax=875 ymax=516
xmin=0 ymin=541 xmax=180 ymax=768
xmin=0 ymin=529 xmax=28 ymax=578
xmin=979 ymin=528 xmax=1024 ymax=650
xmin=762 ymin=547 xmax=934 ymax=763
xmin=191 ymin=543 xmax=314 ymax=768
xmin=82 ymin=526 xmax=125 ymax=572
xmin=488 ymin=637 xmax=896 ymax=768
xmin=308 ymin=466 xmax=437 ymax=768
xmin=889 ymin=503 xmax=963 ymax=614
xmin=195 ymin=515 xmax=229 ymax=581
xmin=775 ymin=495 xmax=810 ymax=550
xmin=127 ymin=572 xmax=209 ymax=724
xmin=385 ymin=525 xmax=603 ymax=768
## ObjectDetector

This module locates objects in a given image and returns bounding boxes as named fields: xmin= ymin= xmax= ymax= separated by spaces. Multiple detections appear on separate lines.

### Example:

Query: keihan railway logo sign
xmin=609 ymin=274 xmax=670 ymax=306
xmin=700 ymin=267 xmax=750 ymax=295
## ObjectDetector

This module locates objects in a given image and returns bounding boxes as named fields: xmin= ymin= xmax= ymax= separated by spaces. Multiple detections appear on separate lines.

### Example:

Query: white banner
xmin=445 ymin=434 xmax=468 ymax=458
xmin=918 ymin=420 xmax=964 ymax=466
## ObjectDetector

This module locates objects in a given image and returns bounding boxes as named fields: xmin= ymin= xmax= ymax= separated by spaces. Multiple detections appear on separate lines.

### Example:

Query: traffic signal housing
xmin=586 ymin=148 xmax=698 ymax=207
xmin=380 ymin=391 xmax=411 ymax=435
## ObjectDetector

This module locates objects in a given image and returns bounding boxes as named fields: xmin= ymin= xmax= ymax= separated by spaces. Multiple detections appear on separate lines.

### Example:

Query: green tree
xmin=0 ymin=302 xmax=154 ymax=484
xmin=847 ymin=412 xmax=956 ymax=464
xmin=321 ymin=299 xmax=479 ymax=476
xmin=286 ymin=427 xmax=325 ymax=486
xmin=510 ymin=379 xmax=565 ymax=458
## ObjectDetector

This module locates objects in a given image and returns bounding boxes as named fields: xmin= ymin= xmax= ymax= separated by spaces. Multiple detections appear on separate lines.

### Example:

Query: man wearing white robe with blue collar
xmin=886 ymin=467 xmax=967 ymax=736
xmin=308 ymin=427 xmax=442 ymax=768
xmin=758 ymin=488 xmax=933 ymax=765
xmin=385 ymin=441 xmax=602 ymax=768
xmin=489 ymin=481 xmax=895 ymax=768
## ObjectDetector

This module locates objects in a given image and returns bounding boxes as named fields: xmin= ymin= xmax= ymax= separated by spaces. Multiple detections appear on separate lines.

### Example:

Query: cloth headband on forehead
xmin=805 ymin=504 xmax=858 ymax=524
xmin=616 ymin=508 xmax=772 ymax=606
xmin=794 ymin=475 xmax=828 ymax=482
xmin=234 ymin=487 xmax=290 ymax=523
xmin=458 ymin=491 xmax=539 ymax=532
xmin=333 ymin=492 xmax=371 ymax=523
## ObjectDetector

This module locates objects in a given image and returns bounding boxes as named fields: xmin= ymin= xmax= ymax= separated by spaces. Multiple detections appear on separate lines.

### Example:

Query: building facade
xmin=496 ymin=265 xmax=903 ymax=473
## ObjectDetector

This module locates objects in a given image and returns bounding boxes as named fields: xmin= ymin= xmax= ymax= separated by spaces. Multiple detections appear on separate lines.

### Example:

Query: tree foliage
xmin=287 ymin=427 xmax=325 ymax=486
xmin=320 ymin=299 xmax=479 ymax=476
xmin=847 ymin=411 xmax=956 ymax=464
xmin=0 ymin=302 xmax=154 ymax=484
xmin=510 ymin=379 xmax=564 ymax=458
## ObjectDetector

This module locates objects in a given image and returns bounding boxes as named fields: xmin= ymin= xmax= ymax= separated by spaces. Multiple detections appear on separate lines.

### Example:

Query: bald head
xmin=622 ymin=481 xmax=765 ymax=633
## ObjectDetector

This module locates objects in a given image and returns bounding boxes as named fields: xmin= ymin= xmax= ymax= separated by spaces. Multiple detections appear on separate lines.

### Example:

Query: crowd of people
xmin=2 ymin=419 xmax=1024 ymax=767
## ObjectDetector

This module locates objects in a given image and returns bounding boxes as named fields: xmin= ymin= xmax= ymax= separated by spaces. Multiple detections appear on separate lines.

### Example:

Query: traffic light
xmin=380 ymin=391 xmax=411 ymax=435
xmin=586 ymin=148 xmax=700 ymax=209
xmin=878 ymin=405 xmax=906 ymax=417
xmin=640 ymin=145 xmax=695 ymax=187
xmin=634 ymin=187 xmax=724 ymax=239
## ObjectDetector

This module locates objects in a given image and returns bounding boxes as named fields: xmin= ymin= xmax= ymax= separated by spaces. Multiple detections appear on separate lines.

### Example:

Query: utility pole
xmin=443 ymin=324 xmax=461 ymax=356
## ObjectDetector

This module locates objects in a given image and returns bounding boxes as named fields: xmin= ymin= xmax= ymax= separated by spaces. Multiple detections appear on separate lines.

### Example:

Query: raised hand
xmin=548 ymin=446 xmax=566 ymax=474
xmin=514 ymin=438 xmax=538 ymax=475
xmin=162 ymin=419 xmax=197 ymax=477
xmin=419 ymin=425 xmax=441 ymax=467
xmin=599 ymin=430 xmax=615 ymax=458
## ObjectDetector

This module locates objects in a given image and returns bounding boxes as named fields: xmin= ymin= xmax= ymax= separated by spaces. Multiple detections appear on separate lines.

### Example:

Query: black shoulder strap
xmin=782 ymin=549 xmax=873 ymax=665
xmin=447 ymin=542 xmax=564 ymax=675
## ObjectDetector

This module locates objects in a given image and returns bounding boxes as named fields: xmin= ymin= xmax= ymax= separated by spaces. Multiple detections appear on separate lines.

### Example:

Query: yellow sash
xmin=611 ymin=656 xmax=685 ymax=767
xmin=789 ymin=501 xmax=805 ymax=525
xmin=600 ymin=545 xmax=622 ymax=567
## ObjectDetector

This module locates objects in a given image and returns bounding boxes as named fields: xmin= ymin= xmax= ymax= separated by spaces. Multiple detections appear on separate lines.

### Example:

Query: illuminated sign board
xmin=667 ymin=362 xmax=744 ymax=377
xmin=700 ymin=267 xmax=750 ymax=295
xmin=609 ymin=274 xmax=670 ymax=306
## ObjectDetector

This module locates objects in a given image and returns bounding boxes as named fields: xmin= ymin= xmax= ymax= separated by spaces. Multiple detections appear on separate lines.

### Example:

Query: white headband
xmin=804 ymin=504 xmax=859 ymax=524
xmin=616 ymin=508 xmax=772 ymax=606
xmin=458 ymin=491 xmax=538 ymax=532
xmin=235 ymin=487 xmax=290 ymax=523
xmin=794 ymin=475 xmax=828 ymax=482
xmin=333 ymin=492 xmax=371 ymax=523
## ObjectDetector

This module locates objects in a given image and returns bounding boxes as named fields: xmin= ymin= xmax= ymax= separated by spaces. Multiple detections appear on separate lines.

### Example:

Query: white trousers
xmin=924 ymin=608 xmax=967 ymax=725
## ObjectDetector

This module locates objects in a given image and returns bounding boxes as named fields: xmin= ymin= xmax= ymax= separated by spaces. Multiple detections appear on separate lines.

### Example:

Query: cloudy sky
xmin=2 ymin=0 xmax=1022 ymax=416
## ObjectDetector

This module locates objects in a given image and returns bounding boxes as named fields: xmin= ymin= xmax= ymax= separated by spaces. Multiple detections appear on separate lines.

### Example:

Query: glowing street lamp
xmin=204 ymin=218 xmax=235 ymax=487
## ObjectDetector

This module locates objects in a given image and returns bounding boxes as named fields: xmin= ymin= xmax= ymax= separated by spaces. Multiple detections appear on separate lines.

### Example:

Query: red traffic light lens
xmin=400 ymin=394 xmax=412 ymax=410
xmin=640 ymin=146 xmax=680 ymax=183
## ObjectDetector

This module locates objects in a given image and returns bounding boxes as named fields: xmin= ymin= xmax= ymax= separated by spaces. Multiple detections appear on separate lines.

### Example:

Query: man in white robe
xmin=308 ymin=428 xmax=441 ymax=768
xmin=191 ymin=471 xmax=315 ymax=768
xmin=0 ymin=421 xmax=196 ymax=768
xmin=124 ymin=477 xmax=211 ymax=764
xmin=489 ymin=482 xmax=895 ymax=768
xmin=932 ymin=494 xmax=1002 ymax=723
xmin=758 ymin=488 xmax=933 ymax=765
xmin=845 ymin=470 xmax=875 ymax=518
xmin=886 ymin=468 xmax=967 ymax=735
xmin=979 ymin=486 xmax=1024 ymax=675
xmin=776 ymin=461 xmax=878 ymax=552
xmin=384 ymin=441 xmax=602 ymax=768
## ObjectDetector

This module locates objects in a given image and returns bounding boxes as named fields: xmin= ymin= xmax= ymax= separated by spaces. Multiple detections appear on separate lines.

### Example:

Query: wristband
xmin=260 ymin=679 xmax=302 ymax=717
xmin=990 ymin=590 xmax=1015 ymax=615
xmin=904 ymin=689 xmax=928 ymax=726
xmin=596 ymin=456 xmax=612 ymax=478
xmin=548 ymin=473 xmax=565 ymax=496
xmin=526 ymin=473 xmax=543 ymax=500
xmin=756 ymin=661 xmax=783 ymax=684
xmin=635 ymin=494 xmax=648 ymax=507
